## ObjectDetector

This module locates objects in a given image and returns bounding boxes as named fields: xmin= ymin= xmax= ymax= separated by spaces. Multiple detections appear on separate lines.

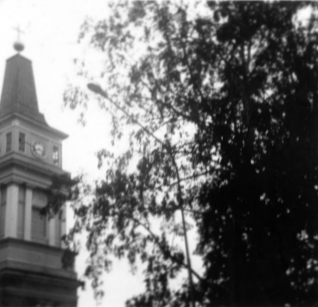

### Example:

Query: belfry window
xmin=19 ymin=132 xmax=25 ymax=152
xmin=6 ymin=132 xmax=11 ymax=153
xmin=31 ymin=190 xmax=47 ymax=244
xmin=53 ymin=146 xmax=59 ymax=165
xmin=32 ymin=208 xmax=46 ymax=243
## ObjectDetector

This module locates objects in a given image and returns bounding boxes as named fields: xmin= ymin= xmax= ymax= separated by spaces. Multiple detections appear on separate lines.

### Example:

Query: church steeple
xmin=0 ymin=53 xmax=48 ymax=126
xmin=0 ymin=44 xmax=78 ymax=306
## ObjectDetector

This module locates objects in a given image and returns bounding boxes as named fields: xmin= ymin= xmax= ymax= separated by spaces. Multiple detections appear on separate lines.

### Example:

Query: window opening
xmin=53 ymin=146 xmax=59 ymax=165
xmin=6 ymin=132 xmax=11 ymax=153
xmin=19 ymin=133 xmax=25 ymax=152
xmin=31 ymin=190 xmax=47 ymax=244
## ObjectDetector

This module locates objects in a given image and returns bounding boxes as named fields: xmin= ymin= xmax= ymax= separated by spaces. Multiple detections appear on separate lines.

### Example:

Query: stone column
xmin=48 ymin=216 xmax=55 ymax=246
xmin=55 ymin=214 xmax=61 ymax=247
xmin=61 ymin=207 xmax=66 ymax=248
xmin=0 ymin=187 xmax=5 ymax=238
xmin=24 ymin=187 xmax=32 ymax=241
xmin=5 ymin=184 xmax=18 ymax=238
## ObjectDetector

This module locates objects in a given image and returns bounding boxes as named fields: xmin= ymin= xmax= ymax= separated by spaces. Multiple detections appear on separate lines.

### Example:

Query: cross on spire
xmin=14 ymin=26 xmax=24 ymax=42
xmin=13 ymin=25 xmax=25 ymax=52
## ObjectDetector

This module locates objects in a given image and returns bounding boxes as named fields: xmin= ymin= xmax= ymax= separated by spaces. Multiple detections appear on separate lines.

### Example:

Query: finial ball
xmin=14 ymin=41 xmax=24 ymax=52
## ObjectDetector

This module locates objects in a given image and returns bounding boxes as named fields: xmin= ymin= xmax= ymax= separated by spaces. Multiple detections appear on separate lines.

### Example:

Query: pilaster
xmin=61 ymin=207 xmax=66 ymax=248
xmin=24 ymin=187 xmax=32 ymax=241
xmin=5 ymin=183 xmax=18 ymax=238
xmin=48 ymin=216 xmax=55 ymax=246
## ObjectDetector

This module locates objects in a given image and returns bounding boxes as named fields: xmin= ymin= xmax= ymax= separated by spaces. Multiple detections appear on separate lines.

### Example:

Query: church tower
xmin=0 ymin=43 xmax=78 ymax=306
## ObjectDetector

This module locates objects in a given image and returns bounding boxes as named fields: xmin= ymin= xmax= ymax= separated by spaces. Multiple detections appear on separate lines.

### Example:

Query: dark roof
xmin=0 ymin=54 xmax=48 ymax=126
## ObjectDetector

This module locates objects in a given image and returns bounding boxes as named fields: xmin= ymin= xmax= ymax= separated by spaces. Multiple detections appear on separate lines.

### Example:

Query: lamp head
xmin=87 ymin=83 xmax=104 ymax=95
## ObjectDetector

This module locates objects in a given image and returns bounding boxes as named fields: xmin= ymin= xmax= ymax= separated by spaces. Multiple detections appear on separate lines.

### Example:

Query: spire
xmin=0 ymin=52 xmax=48 ymax=126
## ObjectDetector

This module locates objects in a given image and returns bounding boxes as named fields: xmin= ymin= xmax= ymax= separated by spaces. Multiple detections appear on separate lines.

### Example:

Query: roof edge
xmin=0 ymin=112 xmax=68 ymax=140
xmin=6 ymin=53 xmax=32 ymax=63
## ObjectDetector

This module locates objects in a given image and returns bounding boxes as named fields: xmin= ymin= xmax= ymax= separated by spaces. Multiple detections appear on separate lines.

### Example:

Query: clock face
xmin=32 ymin=141 xmax=46 ymax=158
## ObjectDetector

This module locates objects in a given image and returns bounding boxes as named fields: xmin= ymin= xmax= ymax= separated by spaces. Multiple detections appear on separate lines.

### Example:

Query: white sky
xmin=0 ymin=1 xmax=204 ymax=306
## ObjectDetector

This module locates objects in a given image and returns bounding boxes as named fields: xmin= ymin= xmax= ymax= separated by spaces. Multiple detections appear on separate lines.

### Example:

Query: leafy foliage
xmin=59 ymin=1 xmax=318 ymax=306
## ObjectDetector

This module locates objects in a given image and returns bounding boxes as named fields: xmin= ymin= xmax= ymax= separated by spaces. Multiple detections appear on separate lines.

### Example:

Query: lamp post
xmin=87 ymin=83 xmax=195 ymax=307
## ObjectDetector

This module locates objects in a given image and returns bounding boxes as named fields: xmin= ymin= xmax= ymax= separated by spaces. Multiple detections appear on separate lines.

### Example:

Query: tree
xmin=59 ymin=1 xmax=318 ymax=306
